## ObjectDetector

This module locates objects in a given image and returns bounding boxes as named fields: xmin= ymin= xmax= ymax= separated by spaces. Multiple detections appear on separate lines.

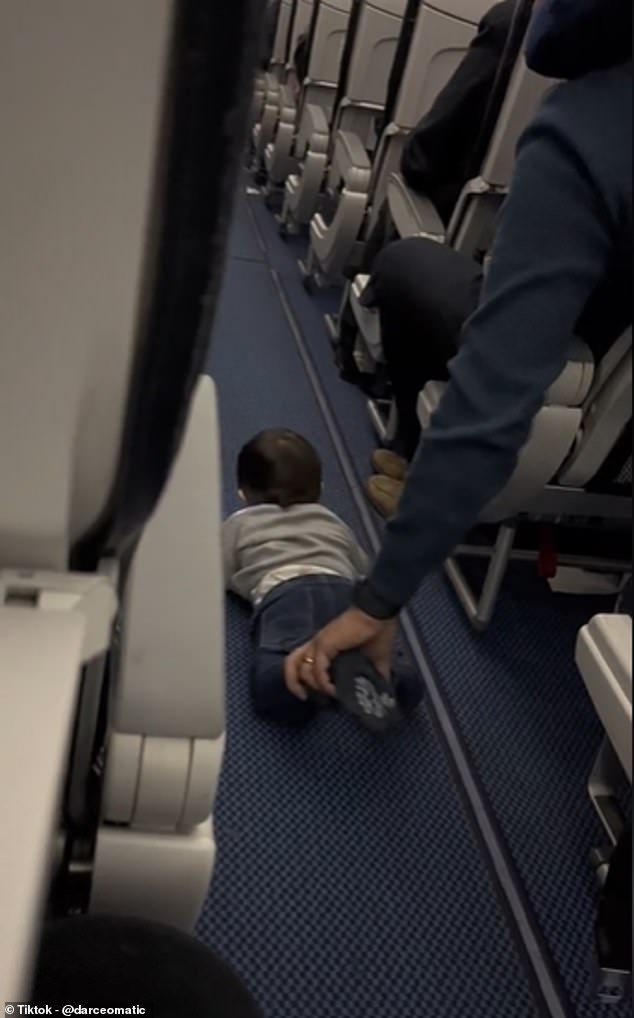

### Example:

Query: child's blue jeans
xmin=251 ymin=574 xmax=420 ymax=725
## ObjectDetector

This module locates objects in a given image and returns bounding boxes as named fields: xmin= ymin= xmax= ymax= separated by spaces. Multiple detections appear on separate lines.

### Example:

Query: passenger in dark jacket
xmin=337 ymin=0 xmax=516 ymax=389
xmin=358 ymin=1 xmax=516 ymax=263
xmin=400 ymin=0 xmax=517 ymax=223
xmin=353 ymin=0 xmax=631 ymax=464
xmin=285 ymin=0 xmax=632 ymax=693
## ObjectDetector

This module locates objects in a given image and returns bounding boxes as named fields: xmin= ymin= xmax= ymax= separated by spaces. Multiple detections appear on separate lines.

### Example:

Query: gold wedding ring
xmin=302 ymin=656 xmax=315 ymax=665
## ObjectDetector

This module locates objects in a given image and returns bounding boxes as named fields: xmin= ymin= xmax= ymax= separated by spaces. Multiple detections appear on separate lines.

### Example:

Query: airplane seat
xmin=87 ymin=371 xmax=225 ymax=930
xmin=417 ymin=339 xmax=596 ymax=513
xmin=349 ymin=273 xmax=383 ymax=363
xmin=416 ymin=329 xmax=633 ymax=629
xmin=577 ymin=614 xmax=632 ymax=788
xmin=329 ymin=0 xmax=408 ymax=143
xmin=575 ymin=613 xmax=632 ymax=1005
xmin=350 ymin=40 xmax=554 ymax=437
xmin=263 ymin=0 xmax=353 ymax=189
xmin=387 ymin=45 xmax=553 ymax=254
xmin=271 ymin=0 xmax=298 ymax=78
xmin=0 ymin=0 xmax=260 ymax=1002
xmin=303 ymin=0 xmax=492 ymax=285
xmin=252 ymin=0 xmax=315 ymax=167
xmin=252 ymin=0 xmax=295 ymax=124
xmin=365 ymin=0 xmax=495 ymax=238
xmin=362 ymin=0 xmax=536 ymax=257
xmin=281 ymin=0 xmax=407 ymax=237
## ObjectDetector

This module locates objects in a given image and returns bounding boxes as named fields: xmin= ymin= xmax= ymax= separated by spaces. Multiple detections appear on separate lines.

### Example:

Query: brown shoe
xmin=366 ymin=475 xmax=404 ymax=518
xmin=370 ymin=448 xmax=408 ymax=482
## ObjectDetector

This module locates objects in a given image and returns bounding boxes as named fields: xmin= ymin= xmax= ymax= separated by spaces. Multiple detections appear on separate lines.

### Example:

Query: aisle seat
xmin=0 ymin=0 xmax=253 ymax=1001
xmin=349 ymin=273 xmax=382 ymax=362
xmin=417 ymin=339 xmax=597 ymax=518
xmin=416 ymin=329 xmax=632 ymax=628
xmin=576 ymin=613 xmax=632 ymax=1005
xmin=577 ymin=614 xmax=632 ymax=784
xmin=355 ymin=46 xmax=553 ymax=351
xmin=346 ymin=44 xmax=554 ymax=446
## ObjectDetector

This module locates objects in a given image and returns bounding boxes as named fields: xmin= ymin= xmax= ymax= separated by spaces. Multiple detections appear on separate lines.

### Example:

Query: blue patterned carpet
xmin=196 ymin=184 xmax=630 ymax=1018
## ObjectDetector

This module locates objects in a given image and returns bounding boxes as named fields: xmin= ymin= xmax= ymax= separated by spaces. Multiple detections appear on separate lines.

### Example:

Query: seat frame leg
xmin=444 ymin=524 xmax=517 ymax=631
xmin=323 ymin=281 xmax=352 ymax=344
xmin=588 ymin=736 xmax=626 ymax=848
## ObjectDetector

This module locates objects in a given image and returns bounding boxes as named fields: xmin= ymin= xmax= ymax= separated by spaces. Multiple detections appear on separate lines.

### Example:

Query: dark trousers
xmin=252 ymin=575 xmax=420 ymax=725
xmin=251 ymin=576 xmax=352 ymax=725
xmin=338 ymin=235 xmax=482 ymax=458
xmin=360 ymin=201 xmax=399 ymax=275
xmin=335 ymin=203 xmax=399 ymax=396
xmin=369 ymin=237 xmax=483 ymax=458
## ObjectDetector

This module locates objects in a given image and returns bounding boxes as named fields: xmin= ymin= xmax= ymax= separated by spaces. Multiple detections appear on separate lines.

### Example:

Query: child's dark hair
xmin=237 ymin=429 xmax=322 ymax=508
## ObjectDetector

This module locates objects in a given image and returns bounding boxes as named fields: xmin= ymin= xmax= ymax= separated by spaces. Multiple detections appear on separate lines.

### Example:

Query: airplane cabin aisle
xmin=195 ymin=181 xmax=629 ymax=1018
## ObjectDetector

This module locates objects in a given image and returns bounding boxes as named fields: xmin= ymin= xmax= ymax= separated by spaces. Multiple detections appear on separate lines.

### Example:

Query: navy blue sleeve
xmin=354 ymin=84 xmax=619 ymax=618
xmin=524 ymin=0 xmax=631 ymax=80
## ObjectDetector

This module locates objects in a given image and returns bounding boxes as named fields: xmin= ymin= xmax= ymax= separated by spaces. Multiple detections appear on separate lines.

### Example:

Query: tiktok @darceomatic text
xmin=5 ymin=1007 xmax=149 ymax=1015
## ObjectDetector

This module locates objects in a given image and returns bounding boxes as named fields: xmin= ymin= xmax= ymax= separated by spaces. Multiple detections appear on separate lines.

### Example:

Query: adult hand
xmin=284 ymin=607 xmax=397 ymax=700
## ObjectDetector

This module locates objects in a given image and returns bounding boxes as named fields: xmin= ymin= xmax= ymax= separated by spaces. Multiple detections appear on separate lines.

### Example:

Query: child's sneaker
xmin=331 ymin=650 xmax=404 ymax=732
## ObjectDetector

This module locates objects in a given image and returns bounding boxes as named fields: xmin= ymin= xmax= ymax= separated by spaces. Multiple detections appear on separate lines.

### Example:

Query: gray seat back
xmin=370 ymin=0 xmax=489 ymax=220
xmin=0 ymin=1 xmax=174 ymax=571
xmin=307 ymin=0 xmax=353 ymax=86
xmin=272 ymin=0 xmax=297 ymax=66
xmin=449 ymin=54 xmax=554 ymax=254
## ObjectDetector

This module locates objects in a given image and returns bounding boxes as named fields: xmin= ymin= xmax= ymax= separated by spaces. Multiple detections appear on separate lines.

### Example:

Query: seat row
xmin=252 ymin=0 xmax=630 ymax=625
xmin=253 ymin=14 xmax=632 ymax=998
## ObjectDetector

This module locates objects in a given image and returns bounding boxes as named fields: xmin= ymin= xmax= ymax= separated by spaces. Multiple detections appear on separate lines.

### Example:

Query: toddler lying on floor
xmin=223 ymin=429 xmax=422 ymax=729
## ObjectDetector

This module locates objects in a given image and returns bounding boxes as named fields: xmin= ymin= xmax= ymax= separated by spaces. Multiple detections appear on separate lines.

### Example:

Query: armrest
xmin=387 ymin=172 xmax=445 ymax=241
xmin=577 ymin=614 xmax=632 ymax=780
xmin=278 ymin=83 xmax=298 ymax=123
xmin=545 ymin=339 xmax=594 ymax=406
xmin=262 ymin=73 xmax=280 ymax=106
xmin=0 ymin=568 xmax=117 ymax=1003
xmin=104 ymin=376 xmax=224 ymax=830
xmin=115 ymin=375 xmax=224 ymax=741
xmin=416 ymin=380 xmax=446 ymax=430
xmin=264 ymin=71 xmax=280 ymax=94
xmin=415 ymin=380 xmax=582 ymax=521
xmin=297 ymin=102 xmax=330 ymax=156
xmin=0 ymin=608 xmax=84 ymax=1003
xmin=332 ymin=130 xmax=371 ymax=193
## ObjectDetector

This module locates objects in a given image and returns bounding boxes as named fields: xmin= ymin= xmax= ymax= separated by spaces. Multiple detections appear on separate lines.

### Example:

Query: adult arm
xmin=524 ymin=0 xmax=631 ymax=80
xmin=355 ymin=84 xmax=618 ymax=619
xmin=285 ymin=77 xmax=622 ymax=694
